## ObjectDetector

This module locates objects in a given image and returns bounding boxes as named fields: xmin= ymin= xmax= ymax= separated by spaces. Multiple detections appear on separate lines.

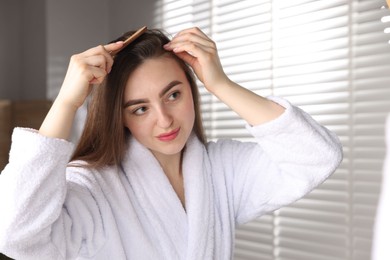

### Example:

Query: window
xmin=154 ymin=0 xmax=390 ymax=259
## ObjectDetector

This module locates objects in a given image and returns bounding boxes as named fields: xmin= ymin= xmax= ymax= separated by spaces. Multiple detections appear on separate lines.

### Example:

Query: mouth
xmin=157 ymin=127 xmax=180 ymax=142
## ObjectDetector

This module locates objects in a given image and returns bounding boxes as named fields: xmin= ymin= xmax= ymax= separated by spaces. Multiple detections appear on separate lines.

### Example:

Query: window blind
xmin=271 ymin=1 xmax=351 ymax=259
xmin=154 ymin=0 xmax=390 ymax=259
xmin=351 ymin=1 xmax=390 ymax=259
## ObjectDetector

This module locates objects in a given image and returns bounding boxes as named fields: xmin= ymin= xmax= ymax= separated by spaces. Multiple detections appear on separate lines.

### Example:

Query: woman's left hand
xmin=164 ymin=27 xmax=230 ymax=94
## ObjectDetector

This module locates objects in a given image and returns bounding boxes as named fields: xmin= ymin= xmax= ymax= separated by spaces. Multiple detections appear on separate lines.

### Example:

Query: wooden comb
xmin=110 ymin=26 xmax=147 ymax=56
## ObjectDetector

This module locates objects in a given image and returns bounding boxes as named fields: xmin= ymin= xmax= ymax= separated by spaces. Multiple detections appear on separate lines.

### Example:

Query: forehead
xmin=124 ymin=56 xmax=187 ymax=96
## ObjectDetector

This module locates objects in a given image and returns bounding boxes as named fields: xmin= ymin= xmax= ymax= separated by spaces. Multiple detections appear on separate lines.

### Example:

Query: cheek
xmin=182 ymin=97 xmax=195 ymax=125
xmin=123 ymin=116 xmax=144 ymax=136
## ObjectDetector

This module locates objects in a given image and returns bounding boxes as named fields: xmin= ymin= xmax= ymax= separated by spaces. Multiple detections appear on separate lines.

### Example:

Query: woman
xmin=0 ymin=27 xmax=342 ymax=259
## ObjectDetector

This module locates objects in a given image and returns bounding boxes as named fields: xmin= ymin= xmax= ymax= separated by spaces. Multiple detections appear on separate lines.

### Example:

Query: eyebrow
xmin=123 ymin=80 xmax=183 ymax=108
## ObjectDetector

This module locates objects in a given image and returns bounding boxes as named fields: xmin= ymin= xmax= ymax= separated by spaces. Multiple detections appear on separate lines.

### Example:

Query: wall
xmin=0 ymin=1 xmax=21 ymax=100
xmin=108 ymin=0 xmax=157 ymax=39
xmin=0 ymin=0 xmax=156 ymax=101
xmin=0 ymin=0 xmax=46 ymax=100
xmin=21 ymin=0 xmax=46 ymax=100
xmin=46 ymin=0 xmax=110 ymax=100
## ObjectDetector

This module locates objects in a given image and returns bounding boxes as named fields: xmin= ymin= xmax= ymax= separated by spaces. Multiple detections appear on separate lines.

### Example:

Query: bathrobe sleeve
xmin=0 ymin=128 xmax=107 ymax=259
xmin=208 ymin=96 xmax=343 ymax=224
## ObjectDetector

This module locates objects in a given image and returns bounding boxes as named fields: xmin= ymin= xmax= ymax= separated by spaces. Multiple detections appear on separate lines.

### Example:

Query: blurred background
xmin=1 ymin=0 xmax=390 ymax=259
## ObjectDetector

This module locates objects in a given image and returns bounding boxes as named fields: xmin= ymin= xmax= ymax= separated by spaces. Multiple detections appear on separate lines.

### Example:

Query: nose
xmin=156 ymin=105 xmax=173 ymax=129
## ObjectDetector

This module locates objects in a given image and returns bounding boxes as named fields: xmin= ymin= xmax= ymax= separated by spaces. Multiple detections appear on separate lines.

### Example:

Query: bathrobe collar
xmin=121 ymin=133 xmax=215 ymax=259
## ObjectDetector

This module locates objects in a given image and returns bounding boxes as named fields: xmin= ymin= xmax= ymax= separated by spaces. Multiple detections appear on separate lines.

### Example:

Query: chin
xmin=159 ymin=141 xmax=187 ymax=156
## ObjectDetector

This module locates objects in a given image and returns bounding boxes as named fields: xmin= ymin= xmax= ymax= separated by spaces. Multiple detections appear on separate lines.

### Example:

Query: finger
xmin=166 ymin=40 xmax=215 ymax=54
xmin=82 ymin=44 xmax=112 ymax=57
xmin=175 ymin=27 xmax=209 ymax=40
xmin=102 ymin=42 xmax=125 ymax=72
xmin=166 ymin=28 xmax=217 ymax=55
xmin=173 ymin=31 xmax=210 ymax=45
xmin=99 ymin=45 xmax=115 ymax=73
xmin=175 ymin=50 xmax=195 ymax=63
xmin=103 ymin=41 xmax=124 ymax=52
xmin=84 ymin=55 xmax=108 ymax=70
xmin=83 ymin=43 xmax=122 ymax=61
xmin=83 ymin=44 xmax=119 ymax=73
xmin=88 ymin=66 xmax=108 ymax=84
xmin=169 ymin=41 xmax=215 ymax=58
xmin=167 ymin=34 xmax=215 ymax=51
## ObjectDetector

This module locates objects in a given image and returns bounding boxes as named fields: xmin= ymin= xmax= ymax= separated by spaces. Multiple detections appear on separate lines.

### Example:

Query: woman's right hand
xmin=39 ymin=42 xmax=123 ymax=140
xmin=57 ymin=42 xmax=124 ymax=110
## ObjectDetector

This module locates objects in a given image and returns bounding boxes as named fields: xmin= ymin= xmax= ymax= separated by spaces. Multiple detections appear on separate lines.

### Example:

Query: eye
xmin=132 ymin=106 xmax=148 ymax=115
xmin=167 ymin=91 xmax=181 ymax=101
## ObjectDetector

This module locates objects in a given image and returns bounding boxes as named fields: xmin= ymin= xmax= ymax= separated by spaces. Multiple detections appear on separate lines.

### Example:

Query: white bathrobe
xmin=0 ymin=97 xmax=342 ymax=260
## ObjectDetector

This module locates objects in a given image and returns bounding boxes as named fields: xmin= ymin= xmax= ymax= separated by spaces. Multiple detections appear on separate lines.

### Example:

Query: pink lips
xmin=157 ymin=128 xmax=180 ymax=142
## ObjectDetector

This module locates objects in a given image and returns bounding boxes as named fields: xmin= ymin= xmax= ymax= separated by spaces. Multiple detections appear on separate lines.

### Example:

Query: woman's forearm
xmin=211 ymin=79 xmax=285 ymax=126
xmin=39 ymin=98 xmax=77 ymax=140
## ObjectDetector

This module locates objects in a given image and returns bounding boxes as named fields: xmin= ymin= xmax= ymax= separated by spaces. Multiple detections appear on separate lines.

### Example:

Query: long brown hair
xmin=70 ymin=29 xmax=206 ymax=169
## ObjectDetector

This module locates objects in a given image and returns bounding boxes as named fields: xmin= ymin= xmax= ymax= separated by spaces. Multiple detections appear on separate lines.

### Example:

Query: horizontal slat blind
xmin=154 ymin=0 xmax=390 ymax=259
xmin=272 ymin=1 xmax=351 ymax=259
xmin=383 ymin=5 xmax=390 ymax=43
xmin=212 ymin=1 xmax=275 ymax=259
xmin=211 ymin=0 xmax=273 ymax=142
xmin=352 ymin=1 xmax=390 ymax=259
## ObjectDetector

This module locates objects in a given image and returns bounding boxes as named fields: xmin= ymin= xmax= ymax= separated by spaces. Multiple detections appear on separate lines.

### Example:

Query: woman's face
xmin=123 ymin=55 xmax=195 ymax=159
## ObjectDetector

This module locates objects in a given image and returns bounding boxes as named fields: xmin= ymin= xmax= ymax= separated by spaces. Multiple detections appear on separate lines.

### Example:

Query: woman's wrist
xmin=208 ymin=79 xmax=285 ymax=126
xmin=38 ymin=97 xmax=78 ymax=140
xmin=205 ymin=76 xmax=234 ymax=96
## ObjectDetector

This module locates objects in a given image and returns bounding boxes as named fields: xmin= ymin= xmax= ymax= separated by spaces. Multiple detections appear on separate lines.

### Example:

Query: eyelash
xmin=167 ymin=91 xmax=181 ymax=101
xmin=130 ymin=90 xmax=181 ymax=116
xmin=132 ymin=106 xmax=148 ymax=115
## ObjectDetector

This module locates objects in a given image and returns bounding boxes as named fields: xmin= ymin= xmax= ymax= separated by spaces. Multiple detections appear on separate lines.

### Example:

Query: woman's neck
xmin=151 ymin=151 xmax=182 ymax=177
